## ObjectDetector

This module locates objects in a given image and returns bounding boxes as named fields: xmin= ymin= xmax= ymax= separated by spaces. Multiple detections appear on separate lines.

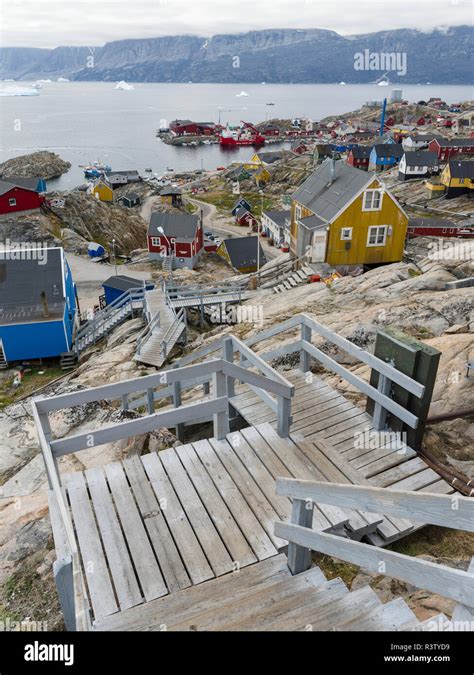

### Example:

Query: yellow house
xmin=92 ymin=179 xmax=114 ymax=202
xmin=290 ymin=159 xmax=408 ymax=268
xmin=439 ymin=160 xmax=474 ymax=198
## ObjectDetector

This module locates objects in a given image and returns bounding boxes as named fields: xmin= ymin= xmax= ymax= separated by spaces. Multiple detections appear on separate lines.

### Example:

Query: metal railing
xmin=136 ymin=309 xmax=161 ymax=356
xmin=275 ymin=478 xmax=474 ymax=613
xmin=160 ymin=307 xmax=186 ymax=360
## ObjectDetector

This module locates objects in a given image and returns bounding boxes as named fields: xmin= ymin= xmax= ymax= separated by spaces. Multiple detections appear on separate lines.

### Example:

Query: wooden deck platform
xmin=56 ymin=421 xmax=422 ymax=626
xmin=231 ymin=369 xmax=454 ymax=545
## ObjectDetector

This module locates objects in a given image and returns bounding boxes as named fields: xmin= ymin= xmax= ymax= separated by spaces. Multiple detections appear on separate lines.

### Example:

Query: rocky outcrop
xmin=0 ymin=151 xmax=71 ymax=180
xmin=46 ymin=191 xmax=147 ymax=253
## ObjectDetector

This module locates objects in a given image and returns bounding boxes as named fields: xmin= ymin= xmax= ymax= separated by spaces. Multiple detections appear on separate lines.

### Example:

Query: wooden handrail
xmin=274 ymin=479 xmax=474 ymax=608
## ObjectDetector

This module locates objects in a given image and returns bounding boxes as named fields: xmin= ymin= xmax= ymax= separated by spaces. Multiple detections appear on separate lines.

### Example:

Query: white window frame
xmin=151 ymin=237 xmax=161 ymax=246
xmin=362 ymin=189 xmax=383 ymax=211
xmin=295 ymin=204 xmax=302 ymax=220
xmin=340 ymin=227 xmax=353 ymax=241
xmin=367 ymin=225 xmax=387 ymax=247
xmin=8 ymin=198 xmax=16 ymax=206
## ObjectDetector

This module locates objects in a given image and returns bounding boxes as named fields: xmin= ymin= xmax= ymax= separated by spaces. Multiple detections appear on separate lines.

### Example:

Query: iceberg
xmin=236 ymin=91 xmax=249 ymax=97
xmin=115 ymin=80 xmax=135 ymax=90
xmin=0 ymin=85 xmax=39 ymax=96
xmin=339 ymin=81 xmax=346 ymax=85
xmin=57 ymin=77 xmax=70 ymax=82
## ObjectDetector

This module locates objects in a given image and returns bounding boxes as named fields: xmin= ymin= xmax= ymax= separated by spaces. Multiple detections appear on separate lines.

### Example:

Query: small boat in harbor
xmin=82 ymin=160 xmax=112 ymax=178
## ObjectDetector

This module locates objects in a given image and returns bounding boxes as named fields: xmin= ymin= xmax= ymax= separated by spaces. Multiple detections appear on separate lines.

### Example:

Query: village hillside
xmin=0 ymin=94 xmax=473 ymax=633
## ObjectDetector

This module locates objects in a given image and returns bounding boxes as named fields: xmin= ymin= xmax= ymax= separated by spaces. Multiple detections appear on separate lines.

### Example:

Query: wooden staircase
xmin=273 ymin=265 xmax=314 ymax=294
xmin=135 ymin=289 xmax=186 ymax=368
xmin=94 ymin=554 xmax=449 ymax=631
xmin=0 ymin=341 xmax=8 ymax=369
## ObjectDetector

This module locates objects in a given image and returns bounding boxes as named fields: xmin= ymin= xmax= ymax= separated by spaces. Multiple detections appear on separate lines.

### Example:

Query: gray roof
xmin=103 ymin=275 xmax=145 ymax=291
xmin=148 ymin=212 xmax=199 ymax=239
xmin=0 ymin=176 xmax=40 ymax=191
xmin=448 ymin=160 xmax=474 ymax=179
xmin=292 ymin=159 xmax=373 ymax=223
xmin=373 ymin=144 xmax=404 ymax=158
xmin=263 ymin=210 xmax=290 ymax=228
xmin=257 ymin=152 xmax=284 ymax=164
xmin=235 ymin=206 xmax=252 ymax=219
xmin=350 ymin=145 xmax=373 ymax=160
xmin=403 ymin=151 xmax=438 ymax=167
xmin=0 ymin=179 xmax=36 ymax=196
xmin=300 ymin=214 xmax=327 ymax=231
xmin=0 ymin=247 xmax=65 ymax=326
xmin=436 ymin=138 xmax=474 ymax=147
xmin=120 ymin=191 xmax=140 ymax=201
xmin=221 ymin=237 xmax=267 ymax=270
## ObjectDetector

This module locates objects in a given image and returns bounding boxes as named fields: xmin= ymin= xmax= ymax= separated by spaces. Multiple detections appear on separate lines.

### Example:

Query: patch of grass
xmin=313 ymin=553 xmax=360 ymax=587
xmin=0 ymin=364 xmax=64 ymax=409
xmin=197 ymin=190 xmax=278 ymax=215
xmin=388 ymin=526 xmax=474 ymax=561
xmin=407 ymin=268 xmax=422 ymax=277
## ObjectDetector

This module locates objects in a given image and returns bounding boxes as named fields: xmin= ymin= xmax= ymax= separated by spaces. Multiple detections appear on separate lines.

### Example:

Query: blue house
xmin=368 ymin=144 xmax=404 ymax=172
xmin=0 ymin=247 xmax=78 ymax=365
xmin=101 ymin=275 xmax=154 ymax=307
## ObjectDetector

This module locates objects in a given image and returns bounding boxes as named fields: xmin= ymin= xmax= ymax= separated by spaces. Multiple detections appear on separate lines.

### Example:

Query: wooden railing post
xmin=372 ymin=374 xmax=391 ymax=430
xmin=172 ymin=380 xmax=184 ymax=441
xmin=223 ymin=338 xmax=235 ymax=398
xmin=146 ymin=388 xmax=154 ymax=414
xmin=277 ymin=395 xmax=292 ymax=438
xmin=300 ymin=322 xmax=311 ymax=373
xmin=288 ymin=498 xmax=313 ymax=575
xmin=53 ymin=557 xmax=76 ymax=631
xmin=212 ymin=369 xmax=229 ymax=440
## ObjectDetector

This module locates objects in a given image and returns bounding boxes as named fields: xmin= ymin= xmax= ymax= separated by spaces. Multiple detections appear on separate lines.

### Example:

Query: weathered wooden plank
xmin=252 ymin=423 xmax=351 ymax=529
xmin=194 ymin=438 xmax=278 ymax=559
xmin=362 ymin=448 xmax=418 ymax=479
xmin=388 ymin=468 xmax=441 ymax=492
xmin=103 ymin=462 xmax=168 ymax=601
xmin=159 ymin=448 xmax=235 ymax=577
xmin=84 ymin=467 xmax=143 ymax=611
xmin=122 ymin=455 xmax=191 ymax=594
xmin=94 ymin=554 xmax=290 ymax=632
xmin=275 ymin=479 xmax=474 ymax=533
xmin=275 ymin=521 xmax=474 ymax=607
xmin=370 ymin=457 xmax=427 ymax=487
xmin=141 ymin=452 xmax=214 ymax=586
xmin=452 ymin=557 xmax=474 ymax=627
xmin=225 ymin=431 xmax=291 ymax=520
xmin=175 ymin=443 xmax=257 ymax=567
xmin=64 ymin=472 xmax=118 ymax=620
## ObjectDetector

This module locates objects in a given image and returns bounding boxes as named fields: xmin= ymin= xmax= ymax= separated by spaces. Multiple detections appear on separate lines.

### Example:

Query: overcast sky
xmin=1 ymin=0 xmax=472 ymax=48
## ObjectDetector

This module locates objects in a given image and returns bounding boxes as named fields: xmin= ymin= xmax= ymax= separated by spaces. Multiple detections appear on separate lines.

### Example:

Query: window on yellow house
xmin=341 ymin=228 xmax=352 ymax=240
xmin=367 ymin=226 xmax=387 ymax=246
xmin=363 ymin=189 xmax=383 ymax=211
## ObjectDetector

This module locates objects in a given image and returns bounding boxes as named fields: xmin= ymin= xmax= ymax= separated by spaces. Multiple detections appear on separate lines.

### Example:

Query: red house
xmin=0 ymin=180 xmax=44 ymax=215
xmin=347 ymin=145 xmax=372 ymax=171
xmin=148 ymin=212 xmax=203 ymax=270
xmin=262 ymin=125 xmax=280 ymax=137
xmin=169 ymin=120 xmax=216 ymax=136
xmin=235 ymin=207 xmax=257 ymax=227
xmin=428 ymin=138 xmax=474 ymax=160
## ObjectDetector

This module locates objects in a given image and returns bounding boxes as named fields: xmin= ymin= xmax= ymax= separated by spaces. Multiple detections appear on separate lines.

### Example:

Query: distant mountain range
xmin=1 ymin=27 xmax=472 ymax=84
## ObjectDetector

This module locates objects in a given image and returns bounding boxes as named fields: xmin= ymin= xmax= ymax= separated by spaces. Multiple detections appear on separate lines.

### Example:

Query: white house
xmin=398 ymin=151 xmax=439 ymax=181
xmin=402 ymin=133 xmax=440 ymax=152
xmin=261 ymin=210 xmax=290 ymax=244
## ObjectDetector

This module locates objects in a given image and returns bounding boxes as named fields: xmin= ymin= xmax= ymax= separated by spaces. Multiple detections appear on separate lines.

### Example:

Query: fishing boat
xmin=82 ymin=160 xmax=112 ymax=178
xmin=219 ymin=121 xmax=265 ymax=147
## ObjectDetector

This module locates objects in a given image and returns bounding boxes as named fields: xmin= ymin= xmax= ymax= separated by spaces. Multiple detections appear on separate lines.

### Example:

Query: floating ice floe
xmin=36 ymin=79 xmax=52 ymax=83
xmin=0 ymin=85 xmax=39 ymax=96
xmin=339 ymin=81 xmax=346 ymax=85
xmin=236 ymin=91 xmax=249 ymax=97
xmin=114 ymin=80 xmax=135 ymax=90
xmin=57 ymin=77 xmax=70 ymax=82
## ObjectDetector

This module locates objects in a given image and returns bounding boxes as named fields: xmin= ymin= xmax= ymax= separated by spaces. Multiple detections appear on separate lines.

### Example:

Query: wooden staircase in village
xmin=134 ymin=289 xmax=187 ymax=368
xmin=94 ymin=554 xmax=447 ymax=632
xmin=273 ymin=265 xmax=315 ymax=294
xmin=74 ymin=287 xmax=145 ymax=355
xmin=33 ymin=318 xmax=474 ymax=632
xmin=0 ymin=341 xmax=8 ymax=370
